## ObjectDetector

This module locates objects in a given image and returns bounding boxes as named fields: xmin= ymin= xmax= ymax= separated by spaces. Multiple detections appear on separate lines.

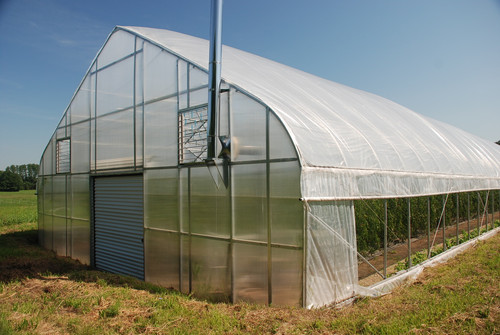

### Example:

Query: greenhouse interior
xmin=37 ymin=26 xmax=500 ymax=308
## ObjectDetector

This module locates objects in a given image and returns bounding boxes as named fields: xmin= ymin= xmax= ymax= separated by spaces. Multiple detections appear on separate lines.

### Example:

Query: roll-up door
xmin=93 ymin=175 xmax=144 ymax=280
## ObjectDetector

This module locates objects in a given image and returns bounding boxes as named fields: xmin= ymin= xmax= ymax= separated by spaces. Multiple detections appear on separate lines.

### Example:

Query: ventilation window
xmin=56 ymin=138 xmax=71 ymax=173
xmin=178 ymin=105 xmax=208 ymax=164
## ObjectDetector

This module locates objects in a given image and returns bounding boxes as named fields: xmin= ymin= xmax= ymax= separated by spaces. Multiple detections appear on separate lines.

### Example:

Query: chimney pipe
xmin=207 ymin=0 xmax=223 ymax=160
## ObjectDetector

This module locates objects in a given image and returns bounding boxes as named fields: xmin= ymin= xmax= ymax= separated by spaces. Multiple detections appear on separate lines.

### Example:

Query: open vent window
xmin=178 ymin=104 xmax=208 ymax=164
xmin=56 ymin=138 xmax=71 ymax=173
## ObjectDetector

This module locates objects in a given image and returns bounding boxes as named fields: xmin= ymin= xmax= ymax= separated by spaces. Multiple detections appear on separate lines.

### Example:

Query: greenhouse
xmin=37 ymin=26 xmax=500 ymax=308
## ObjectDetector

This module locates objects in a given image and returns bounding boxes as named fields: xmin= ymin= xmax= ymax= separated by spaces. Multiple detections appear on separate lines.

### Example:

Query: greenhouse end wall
xmin=37 ymin=28 xmax=305 ymax=306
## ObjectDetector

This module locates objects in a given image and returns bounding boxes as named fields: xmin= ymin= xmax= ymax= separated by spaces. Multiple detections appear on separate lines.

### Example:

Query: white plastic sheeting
xmin=306 ymin=201 xmax=358 ymax=308
xmin=121 ymin=26 xmax=500 ymax=200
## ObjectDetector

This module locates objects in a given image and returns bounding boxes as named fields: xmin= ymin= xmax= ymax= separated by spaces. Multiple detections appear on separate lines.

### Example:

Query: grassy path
xmin=0 ymin=191 xmax=498 ymax=334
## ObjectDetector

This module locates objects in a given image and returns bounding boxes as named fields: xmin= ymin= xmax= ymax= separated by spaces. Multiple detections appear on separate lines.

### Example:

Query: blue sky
xmin=1 ymin=0 xmax=499 ymax=169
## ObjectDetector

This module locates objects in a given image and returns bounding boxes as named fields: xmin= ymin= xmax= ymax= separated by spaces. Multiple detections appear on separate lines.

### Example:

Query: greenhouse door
xmin=93 ymin=175 xmax=144 ymax=280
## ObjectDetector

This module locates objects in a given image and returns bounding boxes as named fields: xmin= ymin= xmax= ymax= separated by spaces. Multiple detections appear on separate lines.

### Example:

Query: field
xmin=0 ymin=191 xmax=37 ymax=229
xmin=0 ymin=191 xmax=499 ymax=334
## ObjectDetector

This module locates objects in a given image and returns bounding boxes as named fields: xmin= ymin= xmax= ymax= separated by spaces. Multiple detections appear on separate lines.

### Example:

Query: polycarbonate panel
xmin=306 ymin=201 xmax=358 ymax=308
xmin=43 ymin=215 xmax=53 ymax=250
xmin=232 ymin=164 xmax=267 ymax=242
xmin=180 ymin=168 xmax=189 ymax=233
xmin=188 ymin=65 xmax=208 ymax=107
xmin=190 ymin=167 xmax=230 ymax=238
xmin=43 ymin=176 xmax=53 ymax=215
xmin=135 ymin=47 xmax=144 ymax=168
xmin=52 ymin=175 xmax=66 ymax=217
xmin=178 ymin=60 xmax=188 ymax=110
xmin=96 ymin=110 xmax=134 ymax=170
xmin=52 ymin=216 xmax=67 ymax=256
xmin=219 ymin=87 xmax=230 ymax=138
xmin=56 ymin=126 xmax=66 ymax=140
xmin=71 ymin=121 xmax=90 ymax=173
xmin=144 ymin=169 xmax=179 ymax=231
xmin=272 ymin=247 xmax=302 ymax=306
xmin=231 ymin=92 xmax=266 ymax=161
xmin=71 ymin=219 xmax=90 ymax=265
xmin=70 ymin=75 xmax=92 ymax=124
xmin=144 ymin=98 xmax=178 ymax=167
xmin=42 ymin=139 xmax=54 ymax=176
xmin=190 ymin=236 xmax=230 ymax=302
xmin=270 ymin=161 xmax=303 ymax=246
xmin=143 ymin=42 xmax=178 ymax=101
xmin=90 ymin=118 xmax=96 ymax=171
xmin=233 ymin=243 xmax=268 ymax=304
xmin=144 ymin=229 xmax=180 ymax=289
xmin=71 ymin=175 xmax=90 ymax=220
xmin=269 ymin=112 xmax=296 ymax=159
xmin=66 ymin=177 xmax=72 ymax=221
xmin=135 ymin=105 xmax=144 ymax=167
xmin=180 ymin=235 xmax=190 ymax=294
xmin=97 ymin=29 xmax=135 ymax=69
xmin=96 ymin=57 xmax=134 ymax=116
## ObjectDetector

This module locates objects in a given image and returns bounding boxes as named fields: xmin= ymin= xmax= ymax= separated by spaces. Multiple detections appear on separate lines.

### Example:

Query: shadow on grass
xmin=0 ymin=229 xmax=175 ymax=296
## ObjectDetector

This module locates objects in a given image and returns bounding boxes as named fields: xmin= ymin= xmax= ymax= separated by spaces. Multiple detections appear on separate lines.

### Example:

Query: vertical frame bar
xmin=93 ymin=60 xmax=98 ymax=172
xmin=456 ymin=193 xmax=459 ymax=245
xmin=477 ymin=192 xmax=480 ymax=235
xmin=384 ymin=199 xmax=387 ymax=279
xmin=467 ymin=193 xmax=470 ymax=240
xmin=302 ymin=201 xmax=308 ymax=308
xmin=383 ymin=199 xmax=387 ymax=278
xmin=188 ymin=167 xmax=192 ymax=294
xmin=443 ymin=195 xmax=446 ymax=251
xmin=133 ymin=37 xmax=137 ymax=170
xmin=407 ymin=198 xmax=412 ymax=268
xmin=427 ymin=196 xmax=431 ymax=258
xmin=265 ymin=108 xmax=272 ymax=305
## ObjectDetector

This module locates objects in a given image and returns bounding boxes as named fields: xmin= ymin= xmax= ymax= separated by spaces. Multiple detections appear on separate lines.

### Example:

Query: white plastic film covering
xmin=121 ymin=26 xmax=500 ymax=200
xmin=306 ymin=201 xmax=358 ymax=308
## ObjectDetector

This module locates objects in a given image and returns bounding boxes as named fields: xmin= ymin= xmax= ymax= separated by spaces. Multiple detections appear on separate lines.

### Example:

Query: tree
xmin=5 ymin=164 xmax=39 ymax=190
xmin=0 ymin=170 xmax=24 ymax=192
xmin=496 ymin=140 xmax=500 ymax=146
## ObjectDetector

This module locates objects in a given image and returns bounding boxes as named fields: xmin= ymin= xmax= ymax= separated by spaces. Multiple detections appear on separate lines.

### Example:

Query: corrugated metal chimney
xmin=207 ymin=0 xmax=223 ymax=160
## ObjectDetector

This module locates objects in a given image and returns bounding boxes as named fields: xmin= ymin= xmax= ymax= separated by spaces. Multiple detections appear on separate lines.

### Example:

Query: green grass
xmin=0 ymin=190 xmax=37 ymax=227
xmin=0 ymin=191 xmax=498 ymax=334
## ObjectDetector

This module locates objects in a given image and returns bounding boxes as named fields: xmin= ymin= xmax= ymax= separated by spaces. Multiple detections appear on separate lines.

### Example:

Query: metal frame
xmin=355 ymin=190 xmax=500 ymax=288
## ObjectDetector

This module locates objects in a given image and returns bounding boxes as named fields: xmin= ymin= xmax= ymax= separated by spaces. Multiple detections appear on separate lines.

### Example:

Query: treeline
xmin=0 ymin=164 xmax=39 ymax=191
xmin=355 ymin=191 xmax=498 ymax=255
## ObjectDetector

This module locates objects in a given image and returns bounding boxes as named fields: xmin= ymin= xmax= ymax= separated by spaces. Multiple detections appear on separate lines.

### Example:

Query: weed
xmin=100 ymin=301 xmax=121 ymax=318
xmin=0 ymin=313 xmax=13 ymax=335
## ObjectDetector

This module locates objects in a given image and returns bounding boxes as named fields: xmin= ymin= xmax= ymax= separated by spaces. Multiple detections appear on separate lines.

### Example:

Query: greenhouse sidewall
xmin=305 ymin=201 xmax=358 ymax=308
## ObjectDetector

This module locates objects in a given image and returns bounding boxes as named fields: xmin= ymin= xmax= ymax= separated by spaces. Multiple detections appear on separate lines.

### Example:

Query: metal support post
xmin=427 ymin=196 xmax=431 ymax=258
xmin=467 ymin=193 xmax=470 ymax=239
xmin=443 ymin=195 xmax=446 ymax=251
xmin=456 ymin=193 xmax=459 ymax=245
xmin=407 ymin=198 xmax=412 ymax=268
xmin=383 ymin=199 xmax=388 ymax=278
